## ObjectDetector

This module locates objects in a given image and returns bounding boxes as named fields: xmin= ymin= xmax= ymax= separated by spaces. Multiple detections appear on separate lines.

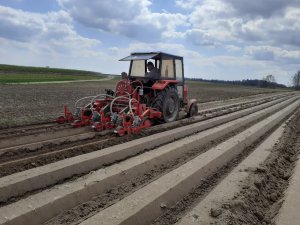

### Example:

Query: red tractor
xmin=56 ymin=52 xmax=197 ymax=136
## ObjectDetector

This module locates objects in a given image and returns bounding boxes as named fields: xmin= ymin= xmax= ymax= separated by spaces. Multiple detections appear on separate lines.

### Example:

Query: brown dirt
xmin=209 ymin=109 xmax=300 ymax=225
xmin=42 ymin=109 xmax=281 ymax=225
xmin=43 ymin=126 xmax=246 ymax=225
xmin=0 ymin=134 xmax=128 ymax=178
xmin=0 ymin=117 xmax=210 ymax=178
xmin=186 ymin=82 xmax=284 ymax=103
xmin=147 ymin=110 xmax=297 ymax=225
xmin=0 ymin=96 xmax=279 ymax=178
xmin=0 ymin=81 xmax=116 ymax=129
xmin=0 ymin=123 xmax=69 ymax=140
xmin=0 ymin=74 xmax=293 ymax=225
xmin=0 ymin=80 xmax=284 ymax=128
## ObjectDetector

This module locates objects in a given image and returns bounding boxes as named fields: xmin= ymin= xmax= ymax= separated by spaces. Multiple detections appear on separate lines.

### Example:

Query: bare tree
xmin=292 ymin=71 xmax=300 ymax=90
xmin=263 ymin=74 xmax=276 ymax=83
xmin=262 ymin=74 xmax=276 ymax=88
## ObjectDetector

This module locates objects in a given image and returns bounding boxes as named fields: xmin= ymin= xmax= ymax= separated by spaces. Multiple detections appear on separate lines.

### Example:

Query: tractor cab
xmin=120 ymin=52 xmax=183 ymax=90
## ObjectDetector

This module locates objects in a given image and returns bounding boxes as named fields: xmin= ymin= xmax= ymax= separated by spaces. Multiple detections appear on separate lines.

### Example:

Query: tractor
xmin=56 ymin=52 xmax=198 ymax=136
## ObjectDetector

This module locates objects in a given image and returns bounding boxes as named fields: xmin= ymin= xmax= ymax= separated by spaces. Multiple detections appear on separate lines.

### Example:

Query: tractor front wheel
xmin=153 ymin=86 xmax=179 ymax=123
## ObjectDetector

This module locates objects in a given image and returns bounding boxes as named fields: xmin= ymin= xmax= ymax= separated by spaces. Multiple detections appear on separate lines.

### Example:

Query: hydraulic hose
xmin=90 ymin=94 xmax=114 ymax=106
xmin=75 ymin=96 xmax=95 ymax=108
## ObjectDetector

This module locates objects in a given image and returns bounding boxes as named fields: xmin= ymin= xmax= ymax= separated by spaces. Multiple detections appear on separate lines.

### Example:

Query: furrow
xmin=0 ymin=126 xmax=89 ymax=149
xmin=0 ymin=93 xmax=288 ymax=150
xmin=175 ymin=113 xmax=290 ymax=225
xmin=196 ymin=92 xmax=287 ymax=110
xmin=0 ymin=95 xmax=287 ymax=179
xmin=197 ymin=93 xmax=289 ymax=114
xmin=77 ymin=99 xmax=300 ymax=225
xmin=0 ymin=97 xmax=298 ymax=225
xmin=0 ymin=132 xmax=97 ymax=156
xmin=0 ymin=96 xmax=293 ymax=204
xmin=0 ymin=94 xmax=287 ymax=161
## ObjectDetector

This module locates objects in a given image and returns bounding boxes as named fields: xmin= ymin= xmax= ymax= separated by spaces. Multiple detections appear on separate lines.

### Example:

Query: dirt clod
xmin=160 ymin=203 xmax=167 ymax=209
xmin=254 ymin=179 xmax=262 ymax=189
xmin=256 ymin=166 xmax=267 ymax=173
xmin=210 ymin=207 xmax=222 ymax=217
xmin=254 ymin=211 xmax=264 ymax=221
xmin=282 ymin=171 xmax=291 ymax=180
xmin=192 ymin=214 xmax=199 ymax=220
xmin=269 ymin=193 xmax=278 ymax=202
xmin=211 ymin=110 xmax=300 ymax=225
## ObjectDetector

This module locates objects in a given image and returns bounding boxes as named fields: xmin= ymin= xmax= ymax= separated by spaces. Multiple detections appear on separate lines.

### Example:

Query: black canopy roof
xmin=119 ymin=52 xmax=183 ymax=61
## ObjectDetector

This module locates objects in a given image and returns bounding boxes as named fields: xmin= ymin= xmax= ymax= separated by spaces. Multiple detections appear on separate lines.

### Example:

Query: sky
xmin=0 ymin=0 xmax=299 ymax=85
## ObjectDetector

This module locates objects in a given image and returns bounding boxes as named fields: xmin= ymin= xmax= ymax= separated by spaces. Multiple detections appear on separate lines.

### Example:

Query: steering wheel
xmin=115 ymin=80 xmax=133 ymax=96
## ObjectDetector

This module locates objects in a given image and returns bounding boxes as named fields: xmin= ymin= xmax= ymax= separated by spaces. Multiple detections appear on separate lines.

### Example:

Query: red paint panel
xmin=152 ymin=80 xmax=179 ymax=90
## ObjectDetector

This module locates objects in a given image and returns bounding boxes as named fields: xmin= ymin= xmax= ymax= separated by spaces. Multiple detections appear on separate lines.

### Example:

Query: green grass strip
xmin=0 ymin=74 xmax=105 ymax=83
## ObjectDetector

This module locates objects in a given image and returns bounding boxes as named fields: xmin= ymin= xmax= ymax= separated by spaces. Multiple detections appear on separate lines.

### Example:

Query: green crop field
xmin=0 ymin=73 xmax=106 ymax=83
xmin=0 ymin=64 xmax=102 ymax=75
xmin=0 ymin=64 xmax=106 ymax=83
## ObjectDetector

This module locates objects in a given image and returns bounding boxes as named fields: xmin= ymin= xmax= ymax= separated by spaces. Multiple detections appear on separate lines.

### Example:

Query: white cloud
xmin=225 ymin=45 xmax=241 ymax=52
xmin=184 ymin=0 xmax=237 ymax=46
xmin=175 ymin=0 xmax=200 ymax=9
xmin=183 ymin=0 xmax=300 ymax=48
xmin=185 ymin=29 xmax=218 ymax=46
xmin=246 ymin=46 xmax=300 ymax=64
xmin=227 ymin=0 xmax=300 ymax=18
xmin=57 ymin=0 xmax=188 ymax=42
xmin=0 ymin=6 xmax=102 ymax=58
xmin=233 ymin=7 xmax=300 ymax=47
xmin=0 ymin=6 xmax=114 ymax=73
xmin=0 ymin=6 xmax=44 ymax=42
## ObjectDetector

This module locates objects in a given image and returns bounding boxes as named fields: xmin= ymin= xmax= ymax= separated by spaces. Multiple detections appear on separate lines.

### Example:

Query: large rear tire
xmin=152 ymin=86 xmax=179 ymax=123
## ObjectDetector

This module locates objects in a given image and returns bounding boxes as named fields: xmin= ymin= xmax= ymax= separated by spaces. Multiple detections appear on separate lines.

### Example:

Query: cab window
xmin=175 ymin=59 xmax=183 ymax=81
xmin=161 ymin=59 xmax=174 ymax=79
xmin=130 ymin=60 xmax=145 ymax=77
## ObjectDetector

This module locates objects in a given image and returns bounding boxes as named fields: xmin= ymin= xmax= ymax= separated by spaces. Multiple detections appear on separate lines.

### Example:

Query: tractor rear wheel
xmin=152 ymin=86 xmax=179 ymax=123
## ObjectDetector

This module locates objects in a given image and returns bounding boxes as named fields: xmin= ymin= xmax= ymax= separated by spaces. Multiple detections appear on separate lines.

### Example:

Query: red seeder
xmin=56 ymin=79 xmax=161 ymax=136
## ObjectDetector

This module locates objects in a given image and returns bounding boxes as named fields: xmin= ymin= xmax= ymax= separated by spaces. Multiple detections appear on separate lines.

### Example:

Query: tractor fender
xmin=151 ymin=80 xmax=179 ymax=90
xmin=186 ymin=99 xmax=197 ymax=113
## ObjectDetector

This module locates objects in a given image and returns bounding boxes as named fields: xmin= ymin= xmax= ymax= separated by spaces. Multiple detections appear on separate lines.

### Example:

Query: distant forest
xmin=186 ymin=78 xmax=287 ymax=89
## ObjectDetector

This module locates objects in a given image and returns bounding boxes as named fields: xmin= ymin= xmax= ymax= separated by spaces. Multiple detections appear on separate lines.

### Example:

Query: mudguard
xmin=151 ymin=80 xmax=179 ymax=90
xmin=186 ymin=99 xmax=197 ymax=113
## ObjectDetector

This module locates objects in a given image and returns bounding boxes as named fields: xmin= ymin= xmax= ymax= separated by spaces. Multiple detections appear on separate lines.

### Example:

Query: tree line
xmin=186 ymin=76 xmax=286 ymax=88
xmin=187 ymin=71 xmax=300 ymax=90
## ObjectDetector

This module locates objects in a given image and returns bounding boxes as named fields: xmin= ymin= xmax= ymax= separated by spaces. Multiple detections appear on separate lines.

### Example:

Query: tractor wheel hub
xmin=167 ymin=98 xmax=175 ymax=113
